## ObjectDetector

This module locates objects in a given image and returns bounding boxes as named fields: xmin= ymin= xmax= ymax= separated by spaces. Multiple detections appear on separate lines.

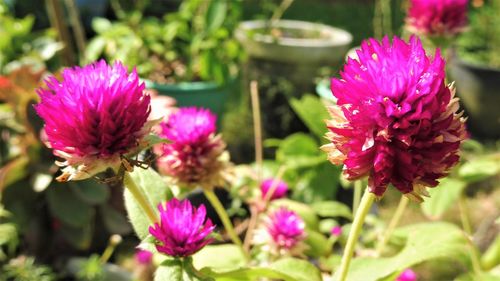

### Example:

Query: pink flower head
xmin=406 ymin=0 xmax=468 ymax=37
xmin=330 ymin=226 xmax=342 ymax=237
xmin=149 ymin=198 xmax=215 ymax=257
xmin=156 ymin=107 xmax=230 ymax=189
xmin=396 ymin=269 xmax=417 ymax=281
xmin=260 ymin=178 xmax=288 ymax=200
xmin=35 ymin=60 xmax=153 ymax=181
xmin=266 ymin=207 xmax=306 ymax=251
xmin=135 ymin=249 xmax=153 ymax=265
xmin=321 ymin=36 xmax=467 ymax=201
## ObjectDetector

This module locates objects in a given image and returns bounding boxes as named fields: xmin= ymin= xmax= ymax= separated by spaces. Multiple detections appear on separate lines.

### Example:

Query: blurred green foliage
xmin=457 ymin=0 xmax=500 ymax=68
xmin=0 ymin=2 xmax=61 ymax=73
xmin=85 ymin=0 xmax=243 ymax=84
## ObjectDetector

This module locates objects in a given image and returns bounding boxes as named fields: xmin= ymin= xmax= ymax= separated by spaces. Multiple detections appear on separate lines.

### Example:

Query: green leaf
xmin=0 ymin=223 xmax=17 ymax=246
xmin=155 ymin=259 xmax=206 ymax=281
xmin=311 ymin=201 xmax=352 ymax=219
xmin=289 ymin=95 xmax=330 ymax=140
xmin=100 ymin=205 xmax=132 ymax=235
xmin=298 ymin=163 xmax=341 ymax=203
xmin=271 ymin=199 xmax=319 ymax=230
xmin=334 ymin=222 xmax=469 ymax=281
xmin=276 ymin=133 xmax=323 ymax=169
xmin=270 ymin=258 xmax=322 ymax=281
xmin=192 ymin=244 xmax=246 ymax=272
xmin=124 ymin=168 xmax=173 ymax=239
xmin=60 ymin=222 xmax=93 ymax=250
xmin=200 ymin=267 xmax=296 ymax=281
xmin=304 ymin=230 xmax=330 ymax=258
xmin=70 ymin=180 xmax=110 ymax=205
xmin=92 ymin=17 xmax=112 ymax=33
xmin=458 ymin=158 xmax=500 ymax=183
xmin=205 ymin=0 xmax=227 ymax=33
xmin=47 ymin=184 xmax=94 ymax=228
xmin=481 ymin=235 xmax=500 ymax=270
xmin=421 ymin=178 xmax=467 ymax=219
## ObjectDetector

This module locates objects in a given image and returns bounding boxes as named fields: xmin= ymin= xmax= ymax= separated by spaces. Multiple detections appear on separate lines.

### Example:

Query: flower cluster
xmin=406 ymin=0 xmax=468 ymax=37
xmin=155 ymin=107 xmax=231 ymax=189
xmin=254 ymin=207 xmax=307 ymax=256
xmin=35 ymin=60 xmax=153 ymax=181
xmin=322 ymin=36 xmax=467 ymax=200
xmin=149 ymin=198 xmax=215 ymax=257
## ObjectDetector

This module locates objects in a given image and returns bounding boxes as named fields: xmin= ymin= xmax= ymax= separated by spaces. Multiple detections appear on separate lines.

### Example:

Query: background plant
xmin=85 ymin=0 xmax=243 ymax=84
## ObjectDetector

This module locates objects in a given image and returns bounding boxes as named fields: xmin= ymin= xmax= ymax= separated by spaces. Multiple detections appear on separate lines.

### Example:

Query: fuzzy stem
xmin=100 ymin=235 xmax=122 ymax=264
xmin=250 ymin=81 xmax=263 ymax=184
xmin=458 ymin=194 xmax=472 ymax=235
xmin=203 ymin=189 xmax=249 ymax=261
xmin=353 ymin=180 xmax=363 ymax=215
xmin=338 ymin=188 xmax=376 ymax=281
xmin=376 ymin=195 xmax=409 ymax=255
xmin=123 ymin=172 xmax=157 ymax=224
xmin=458 ymin=194 xmax=482 ymax=274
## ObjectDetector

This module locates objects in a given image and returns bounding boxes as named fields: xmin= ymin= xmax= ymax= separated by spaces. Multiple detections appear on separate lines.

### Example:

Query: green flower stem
xmin=353 ymin=180 xmax=363 ymax=215
xmin=203 ymin=189 xmax=249 ymax=261
xmin=338 ymin=188 xmax=376 ymax=281
xmin=100 ymin=235 xmax=122 ymax=264
xmin=123 ymin=172 xmax=157 ymax=224
xmin=458 ymin=194 xmax=483 ymax=274
xmin=376 ymin=195 xmax=409 ymax=256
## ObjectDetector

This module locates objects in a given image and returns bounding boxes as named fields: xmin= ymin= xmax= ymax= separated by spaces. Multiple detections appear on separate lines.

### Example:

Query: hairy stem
xmin=203 ymin=189 xmax=249 ymax=261
xmin=338 ymin=188 xmax=376 ymax=281
xmin=376 ymin=195 xmax=409 ymax=255
xmin=123 ymin=172 xmax=157 ymax=224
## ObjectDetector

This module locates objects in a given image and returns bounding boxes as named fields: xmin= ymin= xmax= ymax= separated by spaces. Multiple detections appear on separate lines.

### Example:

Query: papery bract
xmin=406 ymin=0 xmax=468 ymax=37
xmin=35 ymin=60 xmax=153 ymax=181
xmin=260 ymin=178 xmax=288 ymax=200
xmin=155 ymin=107 xmax=231 ymax=189
xmin=149 ymin=198 xmax=215 ymax=257
xmin=321 ymin=36 xmax=466 ymax=200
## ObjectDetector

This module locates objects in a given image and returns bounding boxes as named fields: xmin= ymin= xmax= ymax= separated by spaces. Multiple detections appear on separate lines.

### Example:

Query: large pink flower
xmin=35 ymin=60 xmax=153 ymax=181
xmin=155 ymin=107 xmax=230 ymax=189
xmin=149 ymin=198 xmax=215 ymax=257
xmin=321 ymin=36 xmax=467 ymax=200
xmin=406 ymin=0 xmax=468 ymax=37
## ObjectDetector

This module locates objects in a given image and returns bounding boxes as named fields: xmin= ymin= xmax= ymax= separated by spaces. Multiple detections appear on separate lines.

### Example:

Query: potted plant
xmin=231 ymin=0 xmax=352 ymax=142
xmin=450 ymin=0 xmax=500 ymax=139
xmin=84 ymin=0 xmax=243 ymax=117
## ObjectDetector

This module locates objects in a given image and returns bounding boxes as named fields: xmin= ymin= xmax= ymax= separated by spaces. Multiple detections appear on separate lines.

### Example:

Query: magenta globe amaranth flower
xmin=265 ymin=207 xmax=306 ymax=254
xmin=406 ymin=0 xmax=468 ymax=37
xmin=35 ymin=60 xmax=154 ymax=181
xmin=135 ymin=249 xmax=153 ymax=265
xmin=396 ymin=269 xmax=417 ymax=281
xmin=331 ymin=226 xmax=342 ymax=237
xmin=155 ymin=107 xmax=231 ymax=189
xmin=321 ymin=36 xmax=467 ymax=200
xmin=149 ymin=198 xmax=215 ymax=257
xmin=260 ymin=178 xmax=288 ymax=200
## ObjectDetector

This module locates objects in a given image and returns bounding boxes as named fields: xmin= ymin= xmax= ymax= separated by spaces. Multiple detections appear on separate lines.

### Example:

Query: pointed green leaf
xmin=290 ymin=95 xmax=330 ymax=140
xmin=124 ymin=168 xmax=173 ymax=239
xmin=334 ymin=222 xmax=470 ymax=281
xmin=270 ymin=258 xmax=322 ymax=281
xmin=421 ymin=178 xmax=467 ymax=219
